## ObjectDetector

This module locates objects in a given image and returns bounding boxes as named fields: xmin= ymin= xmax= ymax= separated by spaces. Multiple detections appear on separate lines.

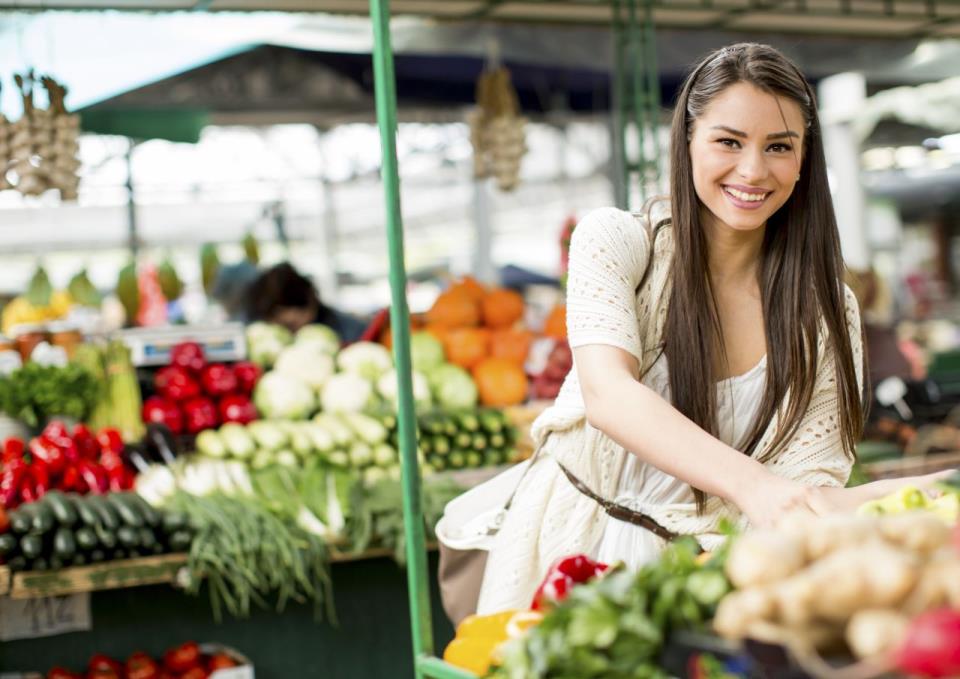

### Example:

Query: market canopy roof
xmin=3 ymin=0 xmax=960 ymax=38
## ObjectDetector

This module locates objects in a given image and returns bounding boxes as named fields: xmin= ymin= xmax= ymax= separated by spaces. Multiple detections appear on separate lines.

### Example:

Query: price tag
xmin=0 ymin=593 xmax=91 ymax=641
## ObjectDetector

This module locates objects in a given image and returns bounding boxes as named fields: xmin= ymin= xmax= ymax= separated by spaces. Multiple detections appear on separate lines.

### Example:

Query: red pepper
xmin=77 ymin=460 xmax=109 ymax=495
xmin=142 ymin=396 xmax=184 ymax=435
xmin=87 ymin=654 xmax=122 ymax=674
xmin=99 ymin=448 xmax=124 ymax=472
xmin=171 ymin=341 xmax=206 ymax=373
xmin=201 ymin=363 xmax=238 ymax=398
xmin=894 ymin=608 xmax=960 ymax=678
xmin=107 ymin=465 xmax=134 ymax=492
xmin=19 ymin=463 xmax=50 ymax=504
xmin=232 ymin=360 xmax=261 ymax=394
xmin=29 ymin=436 xmax=66 ymax=476
xmin=219 ymin=394 xmax=257 ymax=424
xmin=125 ymin=651 xmax=160 ymax=679
xmin=155 ymin=366 xmax=202 ymax=402
xmin=554 ymin=554 xmax=609 ymax=582
xmin=0 ymin=459 xmax=26 ymax=507
xmin=207 ymin=653 xmax=238 ymax=671
xmin=87 ymin=670 xmax=120 ymax=679
xmin=42 ymin=420 xmax=70 ymax=441
xmin=2 ymin=437 xmax=25 ymax=464
xmin=96 ymin=428 xmax=124 ymax=456
xmin=164 ymin=641 xmax=201 ymax=673
xmin=531 ymin=554 xmax=608 ymax=610
xmin=0 ymin=505 xmax=9 ymax=533
xmin=58 ymin=466 xmax=83 ymax=493
xmin=179 ymin=668 xmax=209 ymax=679
xmin=45 ymin=667 xmax=81 ymax=679
xmin=71 ymin=424 xmax=100 ymax=460
xmin=183 ymin=398 xmax=218 ymax=434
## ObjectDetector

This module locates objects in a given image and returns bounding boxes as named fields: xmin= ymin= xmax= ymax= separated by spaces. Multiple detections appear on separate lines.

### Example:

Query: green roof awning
xmin=80 ymin=109 xmax=210 ymax=143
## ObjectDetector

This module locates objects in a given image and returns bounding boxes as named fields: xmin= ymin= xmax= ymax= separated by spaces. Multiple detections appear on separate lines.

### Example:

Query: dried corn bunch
xmin=467 ymin=67 xmax=527 ymax=191
xmin=4 ymin=71 xmax=80 ymax=200
xmin=0 ymin=81 xmax=11 ymax=192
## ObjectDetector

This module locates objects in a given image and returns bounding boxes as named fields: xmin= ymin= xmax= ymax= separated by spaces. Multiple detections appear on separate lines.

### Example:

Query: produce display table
xmin=1 ymin=552 xmax=456 ymax=679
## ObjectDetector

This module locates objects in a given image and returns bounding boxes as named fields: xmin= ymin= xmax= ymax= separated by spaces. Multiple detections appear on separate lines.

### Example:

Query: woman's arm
xmin=574 ymin=343 xmax=825 ymax=527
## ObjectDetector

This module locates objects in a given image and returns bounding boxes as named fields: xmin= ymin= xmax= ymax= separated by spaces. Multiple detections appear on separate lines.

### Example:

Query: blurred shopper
xmin=467 ymin=43 xmax=949 ymax=616
xmin=246 ymin=262 xmax=366 ymax=342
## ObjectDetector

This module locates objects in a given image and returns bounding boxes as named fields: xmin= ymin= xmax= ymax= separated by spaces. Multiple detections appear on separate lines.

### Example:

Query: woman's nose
xmin=737 ymin=148 xmax=770 ymax=182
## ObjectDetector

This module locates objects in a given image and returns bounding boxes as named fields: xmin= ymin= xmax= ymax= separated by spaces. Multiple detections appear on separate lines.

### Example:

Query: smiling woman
xmin=441 ymin=43 xmax=953 ymax=619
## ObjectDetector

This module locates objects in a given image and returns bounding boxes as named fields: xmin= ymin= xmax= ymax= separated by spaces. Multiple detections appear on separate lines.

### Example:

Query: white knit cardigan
xmin=476 ymin=206 xmax=864 ymax=613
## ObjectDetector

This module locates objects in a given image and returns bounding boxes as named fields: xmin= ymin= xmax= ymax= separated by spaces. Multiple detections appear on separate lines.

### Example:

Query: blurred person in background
xmin=245 ymin=262 xmax=367 ymax=342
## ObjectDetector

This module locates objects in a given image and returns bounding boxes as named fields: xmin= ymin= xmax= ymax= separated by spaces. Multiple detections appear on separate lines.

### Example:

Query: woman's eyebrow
xmin=710 ymin=125 xmax=799 ymax=140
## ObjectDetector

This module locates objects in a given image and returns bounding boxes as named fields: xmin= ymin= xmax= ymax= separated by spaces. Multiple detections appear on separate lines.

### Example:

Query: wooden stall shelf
xmin=9 ymin=553 xmax=188 ymax=600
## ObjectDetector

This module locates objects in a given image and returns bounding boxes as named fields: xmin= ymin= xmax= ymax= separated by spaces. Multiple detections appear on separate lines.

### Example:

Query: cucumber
xmin=111 ymin=548 xmax=129 ymax=561
xmin=53 ymin=527 xmax=76 ymax=560
xmin=138 ymin=527 xmax=157 ymax=550
xmin=20 ymin=533 xmax=44 ymax=560
xmin=125 ymin=493 xmax=160 ymax=527
xmin=75 ymin=527 xmax=98 ymax=551
xmin=86 ymin=495 xmax=120 ymax=531
xmin=107 ymin=493 xmax=144 ymax=528
xmin=8 ymin=509 xmax=31 ymax=535
xmin=71 ymin=494 xmax=100 ymax=527
xmin=48 ymin=556 xmax=63 ymax=571
xmin=30 ymin=557 xmax=49 ymax=571
xmin=71 ymin=553 xmax=87 ymax=567
xmin=0 ymin=533 xmax=16 ymax=556
xmin=94 ymin=522 xmax=117 ymax=550
xmin=117 ymin=526 xmax=140 ymax=548
xmin=167 ymin=530 xmax=192 ymax=552
xmin=151 ymin=542 xmax=165 ymax=555
xmin=30 ymin=501 xmax=56 ymax=534
xmin=6 ymin=555 xmax=27 ymax=571
xmin=89 ymin=549 xmax=106 ymax=563
xmin=161 ymin=511 xmax=188 ymax=533
xmin=44 ymin=491 xmax=78 ymax=527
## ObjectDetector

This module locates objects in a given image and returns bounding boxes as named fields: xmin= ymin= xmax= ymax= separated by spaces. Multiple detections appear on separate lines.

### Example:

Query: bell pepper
xmin=164 ymin=641 xmax=201 ymax=673
xmin=87 ymin=654 xmax=122 ymax=675
xmin=108 ymin=466 xmax=135 ymax=492
xmin=179 ymin=668 xmax=209 ymax=679
xmin=155 ymin=366 xmax=201 ymax=402
xmin=77 ymin=460 xmax=109 ymax=495
xmin=96 ymin=428 xmax=124 ymax=456
xmin=125 ymin=651 xmax=160 ymax=679
xmin=71 ymin=424 xmax=100 ymax=460
xmin=142 ymin=396 xmax=184 ymax=435
xmin=2 ymin=437 xmax=25 ymax=464
xmin=201 ymin=363 xmax=237 ymax=398
xmin=0 ymin=505 xmax=9 ymax=533
xmin=444 ymin=610 xmax=544 ymax=676
xmin=219 ymin=394 xmax=257 ymax=425
xmin=58 ymin=466 xmax=83 ymax=493
xmin=19 ymin=463 xmax=50 ymax=504
xmin=171 ymin=341 xmax=206 ymax=373
xmin=531 ymin=554 xmax=608 ymax=610
xmin=894 ymin=608 xmax=960 ymax=678
xmin=28 ymin=436 xmax=66 ymax=476
xmin=232 ymin=361 xmax=261 ymax=394
xmin=0 ymin=458 xmax=26 ymax=507
xmin=183 ymin=398 xmax=218 ymax=434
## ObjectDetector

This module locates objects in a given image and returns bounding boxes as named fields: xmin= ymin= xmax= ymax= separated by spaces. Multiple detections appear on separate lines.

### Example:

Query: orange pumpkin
xmin=449 ymin=275 xmax=487 ymax=303
xmin=444 ymin=328 xmax=490 ymax=370
xmin=489 ymin=328 xmax=533 ymax=367
xmin=426 ymin=290 xmax=481 ymax=328
xmin=543 ymin=304 xmax=566 ymax=339
xmin=481 ymin=288 xmax=525 ymax=329
xmin=472 ymin=357 xmax=528 ymax=406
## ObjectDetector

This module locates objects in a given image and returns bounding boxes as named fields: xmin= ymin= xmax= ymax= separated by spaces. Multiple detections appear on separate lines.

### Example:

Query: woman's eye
xmin=717 ymin=138 xmax=740 ymax=149
xmin=768 ymin=143 xmax=793 ymax=153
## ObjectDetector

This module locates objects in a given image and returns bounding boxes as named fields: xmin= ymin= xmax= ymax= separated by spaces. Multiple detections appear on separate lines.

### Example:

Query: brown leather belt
xmin=557 ymin=462 xmax=679 ymax=542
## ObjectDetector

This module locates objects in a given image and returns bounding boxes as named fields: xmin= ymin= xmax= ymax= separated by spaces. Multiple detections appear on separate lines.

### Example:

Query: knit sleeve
xmin=763 ymin=285 xmax=865 ymax=487
xmin=565 ymin=207 xmax=651 ymax=365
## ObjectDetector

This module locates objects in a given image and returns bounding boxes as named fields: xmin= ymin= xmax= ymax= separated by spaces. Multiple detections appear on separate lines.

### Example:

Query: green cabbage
xmin=427 ymin=364 xmax=479 ymax=409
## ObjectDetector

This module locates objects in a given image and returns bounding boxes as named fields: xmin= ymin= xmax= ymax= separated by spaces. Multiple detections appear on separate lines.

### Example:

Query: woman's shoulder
xmin=572 ymin=204 xmax=673 ymax=262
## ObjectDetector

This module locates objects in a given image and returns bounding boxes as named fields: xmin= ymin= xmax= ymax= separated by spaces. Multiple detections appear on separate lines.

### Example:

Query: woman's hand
xmin=733 ymin=473 xmax=845 ymax=529
xmin=837 ymin=469 xmax=957 ymax=508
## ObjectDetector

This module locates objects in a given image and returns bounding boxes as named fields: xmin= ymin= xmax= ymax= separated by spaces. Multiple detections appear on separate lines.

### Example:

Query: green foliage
xmin=0 ymin=362 xmax=100 ymax=428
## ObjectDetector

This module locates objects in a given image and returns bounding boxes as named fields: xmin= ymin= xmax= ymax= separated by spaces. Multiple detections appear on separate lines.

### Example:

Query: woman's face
xmin=688 ymin=81 xmax=805 ymax=234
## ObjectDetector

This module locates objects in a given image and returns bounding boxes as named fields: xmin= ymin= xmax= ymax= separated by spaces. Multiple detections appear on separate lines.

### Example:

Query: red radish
xmin=894 ymin=608 xmax=960 ymax=678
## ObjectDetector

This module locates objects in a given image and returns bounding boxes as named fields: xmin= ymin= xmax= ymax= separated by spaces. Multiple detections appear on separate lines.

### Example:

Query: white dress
xmin=593 ymin=353 xmax=767 ymax=570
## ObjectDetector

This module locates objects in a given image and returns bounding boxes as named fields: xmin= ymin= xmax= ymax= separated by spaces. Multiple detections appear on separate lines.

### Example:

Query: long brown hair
xmin=661 ymin=43 xmax=864 ymax=511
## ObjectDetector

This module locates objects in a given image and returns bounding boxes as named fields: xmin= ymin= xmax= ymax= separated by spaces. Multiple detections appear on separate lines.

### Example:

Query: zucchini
xmin=89 ymin=549 xmax=106 ymax=563
xmin=71 ymin=553 xmax=87 ymax=567
xmin=6 ymin=555 xmax=27 ymax=571
xmin=48 ymin=556 xmax=63 ymax=571
xmin=0 ymin=533 xmax=17 ymax=556
xmin=93 ymin=523 xmax=117 ymax=550
xmin=161 ymin=510 xmax=188 ymax=533
xmin=53 ymin=527 xmax=77 ymax=560
xmin=167 ymin=530 xmax=192 ymax=552
xmin=30 ymin=557 xmax=48 ymax=571
xmin=30 ymin=500 xmax=56 ymax=534
xmin=75 ymin=526 xmax=98 ymax=551
xmin=20 ymin=533 xmax=44 ymax=560
xmin=107 ymin=493 xmax=144 ymax=528
xmin=125 ymin=493 xmax=160 ymax=527
xmin=44 ymin=491 xmax=78 ymax=526
xmin=71 ymin=494 xmax=100 ymax=527
xmin=151 ymin=542 xmax=165 ymax=555
xmin=111 ymin=548 xmax=129 ymax=561
xmin=86 ymin=495 xmax=120 ymax=531
xmin=117 ymin=526 xmax=140 ymax=548
xmin=8 ymin=509 xmax=31 ymax=535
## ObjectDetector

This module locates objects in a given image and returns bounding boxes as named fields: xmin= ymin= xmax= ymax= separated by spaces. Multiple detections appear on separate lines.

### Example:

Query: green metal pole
xmin=627 ymin=0 xmax=648 ymax=205
xmin=642 ymin=0 xmax=662 ymax=192
xmin=612 ymin=0 xmax=629 ymax=210
xmin=369 ymin=0 xmax=435 ymax=674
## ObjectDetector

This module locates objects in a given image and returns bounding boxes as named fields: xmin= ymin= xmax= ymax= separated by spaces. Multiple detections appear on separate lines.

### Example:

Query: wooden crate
xmin=0 ymin=564 xmax=10 ymax=596
xmin=8 ymin=553 xmax=188 ymax=600
xmin=862 ymin=450 xmax=960 ymax=480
